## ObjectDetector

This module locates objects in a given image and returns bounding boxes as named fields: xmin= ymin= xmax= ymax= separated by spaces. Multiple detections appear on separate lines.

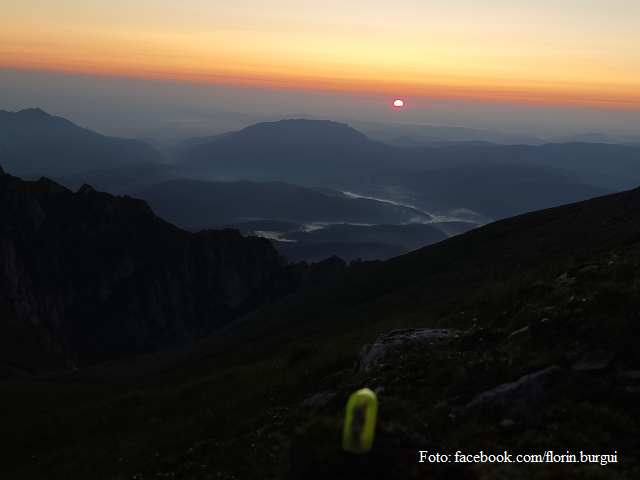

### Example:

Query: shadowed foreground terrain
xmin=1 ymin=181 xmax=640 ymax=479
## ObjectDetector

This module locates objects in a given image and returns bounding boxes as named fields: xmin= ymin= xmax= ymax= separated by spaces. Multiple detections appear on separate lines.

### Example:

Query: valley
xmin=1 ymin=109 xmax=639 ymax=479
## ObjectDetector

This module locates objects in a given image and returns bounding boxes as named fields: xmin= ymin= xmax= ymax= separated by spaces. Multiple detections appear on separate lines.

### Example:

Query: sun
xmin=393 ymin=99 xmax=404 ymax=107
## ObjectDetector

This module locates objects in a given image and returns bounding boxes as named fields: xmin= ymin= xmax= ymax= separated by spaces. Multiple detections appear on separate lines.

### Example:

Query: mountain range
xmin=178 ymin=119 xmax=640 ymax=187
xmin=3 ymin=169 xmax=640 ymax=478
xmin=0 ymin=108 xmax=165 ymax=175
xmin=3 ymin=108 xmax=638 ymax=265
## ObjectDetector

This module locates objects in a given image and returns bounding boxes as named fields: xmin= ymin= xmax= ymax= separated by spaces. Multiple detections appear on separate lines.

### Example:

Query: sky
xmin=2 ymin=0 xmax=640 ymax=139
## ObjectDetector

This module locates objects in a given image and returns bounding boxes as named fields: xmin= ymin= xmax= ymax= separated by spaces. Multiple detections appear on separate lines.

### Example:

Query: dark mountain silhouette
xmin=0 ymin=167 xmax=387 ymax=370
xmin=274 ymin=241 xmax=410 ymax=264
xmin=0 ymin=168 xmax=286 ymax=366
xmin=0 ymin=108 xmax=165 ymax=175
xmin=130 ymin=179 xmax=432 ymax=228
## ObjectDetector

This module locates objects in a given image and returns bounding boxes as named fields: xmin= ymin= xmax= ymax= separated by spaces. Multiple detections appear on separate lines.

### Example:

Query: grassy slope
xmin=2 ymin=188 xmax=640 ymax=479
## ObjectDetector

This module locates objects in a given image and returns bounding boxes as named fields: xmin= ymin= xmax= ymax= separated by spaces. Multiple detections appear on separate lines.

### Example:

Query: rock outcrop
xmin=0 ymin=173 xmax=325 ymax=366
xmin=354 ymin=328 xmax=460 ymax=372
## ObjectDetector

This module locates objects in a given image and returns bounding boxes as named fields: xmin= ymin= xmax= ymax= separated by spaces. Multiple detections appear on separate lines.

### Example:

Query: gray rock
xmin=299 ymin=393 xmax=336 ymax=411
xmin=354 ymin=328 xmax=460 ymax=372
xmin=619 ymin=370 xmax=640 ymax=379
xmin=571 ymin=351 xmax=614 ymax=371
xmin=457 ymin=366 xmax=566 ymax=417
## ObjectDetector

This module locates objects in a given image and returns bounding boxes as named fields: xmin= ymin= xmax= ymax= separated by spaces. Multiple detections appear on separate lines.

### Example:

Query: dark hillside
xmin=2 ymin=183 xmax=640 ymax=479
xmin=0 ymin=167 xmax=284 ymax=366
xmin=193 ymin=186 xmax=640 ymax=358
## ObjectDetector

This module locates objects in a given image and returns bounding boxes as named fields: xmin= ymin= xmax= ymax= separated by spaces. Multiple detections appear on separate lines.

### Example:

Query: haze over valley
xmin=3 ymin=107 xmax=637 ymax=264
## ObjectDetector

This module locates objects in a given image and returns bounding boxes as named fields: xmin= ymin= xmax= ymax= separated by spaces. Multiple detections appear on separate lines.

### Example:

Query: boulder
xmin=355 ymin=328 xmax=460 ymax=372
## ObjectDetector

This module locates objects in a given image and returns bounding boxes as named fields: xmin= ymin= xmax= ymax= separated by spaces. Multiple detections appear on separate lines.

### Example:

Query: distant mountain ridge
xmin=180 ymin=119 xmax=640 ymax=185
xmin=181 ymin=119 xmax=408 ymax=181
xmin=0 ymin=108 xmax=165 ymax=175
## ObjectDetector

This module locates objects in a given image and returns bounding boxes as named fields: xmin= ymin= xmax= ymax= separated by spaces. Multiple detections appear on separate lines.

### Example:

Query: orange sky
xmin=2 ymin=0 xmax=640 ymax=110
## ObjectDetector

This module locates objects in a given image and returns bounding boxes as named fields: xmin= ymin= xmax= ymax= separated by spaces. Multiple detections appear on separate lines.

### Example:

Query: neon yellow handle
xmin=342 ymin=388 xmax=378 ymax=453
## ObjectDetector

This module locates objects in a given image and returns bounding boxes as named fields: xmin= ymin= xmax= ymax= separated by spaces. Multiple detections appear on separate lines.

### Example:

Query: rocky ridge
xmin=0 ymin=172 xmax=355 ymax=368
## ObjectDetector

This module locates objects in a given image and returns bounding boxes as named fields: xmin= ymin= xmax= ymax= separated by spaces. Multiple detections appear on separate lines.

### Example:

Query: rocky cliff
xmin=0 ymin=169 xmax=288 ymax=366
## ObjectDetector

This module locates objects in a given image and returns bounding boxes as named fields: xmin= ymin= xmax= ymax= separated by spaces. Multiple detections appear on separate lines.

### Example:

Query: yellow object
xmin=342 ymin=388 xmax=378 ymax=453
